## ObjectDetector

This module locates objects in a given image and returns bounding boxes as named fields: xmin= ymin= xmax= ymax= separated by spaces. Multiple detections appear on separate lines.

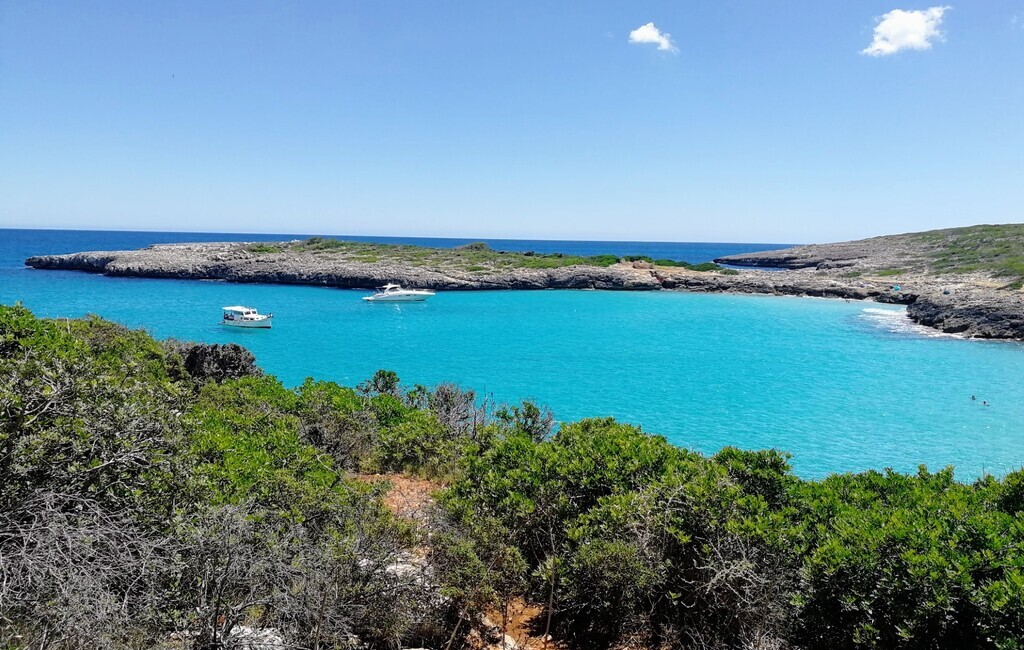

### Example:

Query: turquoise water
xmin=3 ymin=230 xmax=1024 ymax=479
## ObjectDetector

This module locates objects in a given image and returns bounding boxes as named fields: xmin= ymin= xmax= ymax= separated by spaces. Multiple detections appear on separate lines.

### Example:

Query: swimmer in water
xmin=971 ymin=395 xmax=976 ymax=401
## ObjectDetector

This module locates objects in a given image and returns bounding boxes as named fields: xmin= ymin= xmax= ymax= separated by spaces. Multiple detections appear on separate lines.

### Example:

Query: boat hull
xmin=363 ymin=294 xmax=431 ymax=302
xmin=222 ymin=318 xmax=273 ymax=329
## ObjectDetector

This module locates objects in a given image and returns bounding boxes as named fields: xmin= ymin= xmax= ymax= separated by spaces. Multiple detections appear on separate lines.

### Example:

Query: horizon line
xmin=0 ymin=225 xmax=799 ymax=247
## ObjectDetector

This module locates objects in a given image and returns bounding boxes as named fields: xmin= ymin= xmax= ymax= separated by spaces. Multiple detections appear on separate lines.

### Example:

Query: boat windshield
xmin=223 ymin=306 xmax=257 ymax=316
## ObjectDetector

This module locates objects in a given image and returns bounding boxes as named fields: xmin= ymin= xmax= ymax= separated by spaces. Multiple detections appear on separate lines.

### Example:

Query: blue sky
xmin=1 ymin=1 xmax=1022 ymax=243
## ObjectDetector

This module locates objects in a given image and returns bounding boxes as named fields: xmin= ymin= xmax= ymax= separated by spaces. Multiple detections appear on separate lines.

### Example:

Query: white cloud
xmin=862 ymin=6 xmax=950 ymax=56
xmin=629 ymin=22 xmax=678 ymax=53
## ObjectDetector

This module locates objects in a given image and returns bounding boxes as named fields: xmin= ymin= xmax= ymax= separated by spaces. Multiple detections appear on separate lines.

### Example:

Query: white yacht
xmin=222 ymin=306 xmax=273 ymax=328
xmin=363 ymin=283 xmax=435 ymax=302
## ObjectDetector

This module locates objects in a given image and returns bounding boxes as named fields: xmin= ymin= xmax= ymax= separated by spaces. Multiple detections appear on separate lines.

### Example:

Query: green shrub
xmin=790 ymin=468 xmax=1024 ymax=649
xmin=585 ymin=254 xmax=620 ymax=266
xmin=300 ymin=236 xmax=352 ymax=251
xmin=687 ymin=262 xmax=725 ymax=272
xmin=370 ymin=393 xmax=410 ymax=429
xmin=713 ymin=446 xmax=795 ymax=508
xmin=457 ymin=242 xmax=491 ymax=251
xmin=373 ymin=409 xmax=448 ymax=474
xmin=248 ymin=243 xmax=283 ymax=253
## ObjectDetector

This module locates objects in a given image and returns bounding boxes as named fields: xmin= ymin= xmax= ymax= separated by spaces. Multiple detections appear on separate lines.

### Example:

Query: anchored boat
xmin=222 ymin=306 xmax=273 ymax=328
xmin=363 ymin=284 xmax=435 ymax=302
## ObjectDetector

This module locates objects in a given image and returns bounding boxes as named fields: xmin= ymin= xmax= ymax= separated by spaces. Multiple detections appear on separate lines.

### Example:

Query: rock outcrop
xmin=166 ymin=341 xmax=263 ymax=383
xmin=712 ymin=228 xmax=1024 ymax=340
xmin=906 ymin=289 xmax=1024 ymax=339
xmin=713 ymin=233 xmax=934 ymax=272
xmin=26 ymin=243 xmax=663 ymax=291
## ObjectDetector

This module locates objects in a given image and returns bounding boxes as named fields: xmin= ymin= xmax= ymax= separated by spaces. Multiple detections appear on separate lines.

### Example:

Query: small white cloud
xmin=862 ymin=6 xmax=950 ymax=56
xmin=629 ymin=22 xmax=678 ymax=53
xmin=1013 ymin=13 xmax=1022 ymax=30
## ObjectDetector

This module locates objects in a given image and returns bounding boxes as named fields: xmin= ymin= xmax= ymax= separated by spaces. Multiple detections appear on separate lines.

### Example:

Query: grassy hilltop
xmin=909 ymin=224 xmax=1024 ymax=283
xmin=720 ymin=223 xmax=1024 ymax=288
xmin=2 ymin=303 xmax=1023 ymax=649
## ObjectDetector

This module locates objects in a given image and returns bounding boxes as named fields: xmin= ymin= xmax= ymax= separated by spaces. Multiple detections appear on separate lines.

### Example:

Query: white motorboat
xmin=363 ymin=284 xmax=435 ymax=302
xmin=222 ymin=306 xmax=273 ymax=328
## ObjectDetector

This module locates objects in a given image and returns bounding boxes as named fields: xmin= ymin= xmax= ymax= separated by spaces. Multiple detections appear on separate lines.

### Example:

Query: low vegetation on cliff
xmin=1 ymin=305 xmax=1022 ymax=649
xmin=911 ymin=224 xmax=1024 ymax=283
xmin=720 ymin=223 xmax=1024 ymax=286
xmin=245 ymin=238 xmax=730 ymax=273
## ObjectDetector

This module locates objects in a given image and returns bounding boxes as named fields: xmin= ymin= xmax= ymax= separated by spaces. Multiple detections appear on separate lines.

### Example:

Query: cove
xmin=5 ymin=264 xmax=1024 ymax=479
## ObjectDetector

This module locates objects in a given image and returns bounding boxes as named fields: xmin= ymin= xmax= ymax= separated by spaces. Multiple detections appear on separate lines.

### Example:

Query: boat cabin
xmin=222 ymin=306 xmax=259 ymax=321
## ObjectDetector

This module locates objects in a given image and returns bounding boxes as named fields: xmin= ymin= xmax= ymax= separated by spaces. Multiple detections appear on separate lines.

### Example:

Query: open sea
xmin=3 ymin=228 xmax=1024 ymax=480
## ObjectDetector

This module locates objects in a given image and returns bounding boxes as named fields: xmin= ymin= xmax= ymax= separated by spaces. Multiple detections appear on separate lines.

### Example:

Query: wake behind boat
xmin=363 ymin=284 xmax=435 ymax=302
xmin=222 ymin=305 xmax=273 ymax=328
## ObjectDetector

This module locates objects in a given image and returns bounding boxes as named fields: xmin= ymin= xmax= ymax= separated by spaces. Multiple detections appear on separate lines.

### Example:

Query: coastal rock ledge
xmin=24 ymin=237 xmax=1024 ymax=341
xmin=24 ymin=243 xmax=663 ymax=291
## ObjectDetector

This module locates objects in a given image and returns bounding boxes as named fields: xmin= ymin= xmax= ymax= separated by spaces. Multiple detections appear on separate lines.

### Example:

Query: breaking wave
xmin=858 ymin=307 xmax=958 ymax=339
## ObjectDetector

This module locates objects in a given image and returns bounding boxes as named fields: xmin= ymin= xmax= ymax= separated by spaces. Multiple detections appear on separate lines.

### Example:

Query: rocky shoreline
xmin=25 ymin=243 xmax=664 ymax=290
xmin=24 ymin=240 xmax=1024 ymax=341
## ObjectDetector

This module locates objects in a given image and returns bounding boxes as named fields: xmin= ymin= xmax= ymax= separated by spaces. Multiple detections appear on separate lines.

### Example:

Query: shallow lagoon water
xmin=3 ymin=230 xmax=1024 ymax=479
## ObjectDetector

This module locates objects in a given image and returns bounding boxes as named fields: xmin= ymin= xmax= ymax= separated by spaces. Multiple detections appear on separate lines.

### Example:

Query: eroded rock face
xmin=908 ymin=290 xmax=1024 ymax=339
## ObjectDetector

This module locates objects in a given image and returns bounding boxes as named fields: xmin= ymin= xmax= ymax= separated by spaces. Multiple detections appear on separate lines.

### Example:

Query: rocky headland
xmin=24 ymin=224 xmax=1024 ymax=340
xmin=25 ymin=241 xmax=665 ymax=290
xmin=714 ymin=224 xmax=1024 ymax=339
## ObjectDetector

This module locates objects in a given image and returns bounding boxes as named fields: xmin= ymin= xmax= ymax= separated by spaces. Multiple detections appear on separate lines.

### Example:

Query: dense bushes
xmin=621 ymin=255 xmax=730 ymax=272
xmin=2 ymin=304 xmax=1023 ymax=649
xmin=440 ymin=420 xmax=798 ymax=647
xmin=440 ymin=424 xmax=1024 ymax=649
xmin=0 ymin=306 xmax=461 ymax=649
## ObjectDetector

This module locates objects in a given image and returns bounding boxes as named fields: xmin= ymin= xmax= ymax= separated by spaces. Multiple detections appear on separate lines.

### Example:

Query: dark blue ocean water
xmin=3 ymin=228 xmax=1024 ymax=479
xmin=0 ymin=228 xmax=790 ymax=266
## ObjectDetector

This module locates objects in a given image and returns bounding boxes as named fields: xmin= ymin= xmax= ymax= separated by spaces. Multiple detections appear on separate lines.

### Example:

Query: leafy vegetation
xmin=2 ymin=304 xmax=1022 ymax=649
xmin=0 ymin=306 xmax=459 ymax=649
xmin=247 ymin=243 xmax=284 ymax=253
